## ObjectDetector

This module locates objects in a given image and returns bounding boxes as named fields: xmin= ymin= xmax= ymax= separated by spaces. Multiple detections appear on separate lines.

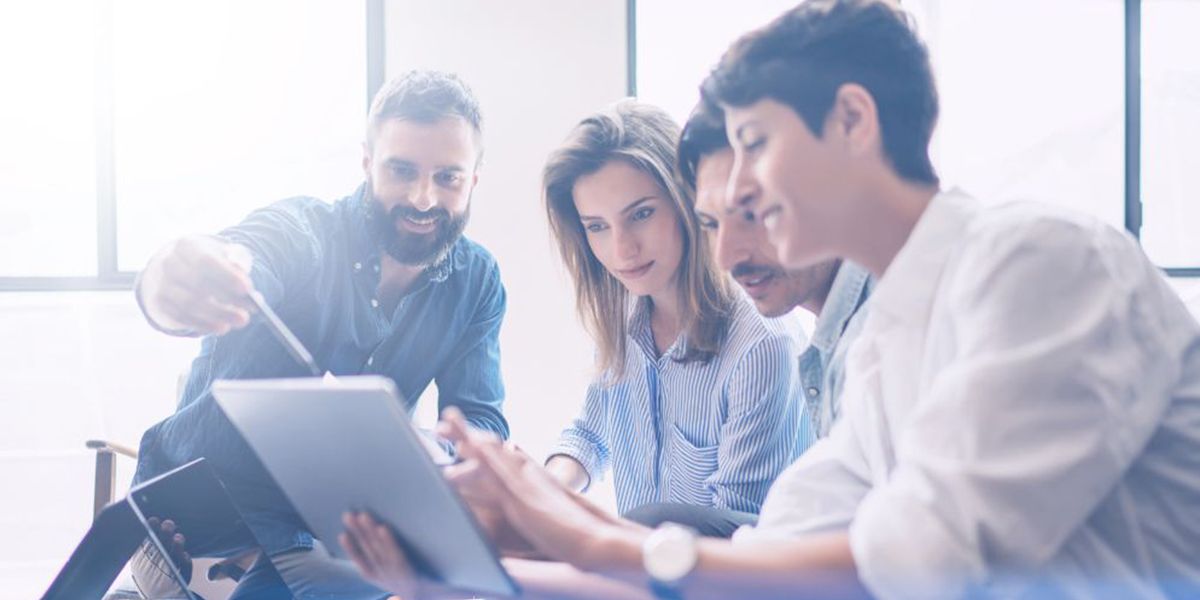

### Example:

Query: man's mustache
xmin=389 ymin=204 xmax=450 ymax=224
xmin=730 ymin=262 xmax=779 ymax=280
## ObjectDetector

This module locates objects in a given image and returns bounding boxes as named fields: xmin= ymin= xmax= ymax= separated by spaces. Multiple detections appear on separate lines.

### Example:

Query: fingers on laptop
xmin=341 ymin=512 xmax=417 ymax=595
xmin=343 ymin=513 xmax=392 ymax=574
xmin=439 ymin=408 xmax=526 ymax=465
xmin=436 ymin=407 xmax=479 ymax=446
xmin=437 ymin=408 xmax=551 ymax=515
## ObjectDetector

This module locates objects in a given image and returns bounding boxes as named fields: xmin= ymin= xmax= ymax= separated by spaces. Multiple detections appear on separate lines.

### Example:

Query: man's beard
xmin=365 ymin=185 xmax=469 ymax=268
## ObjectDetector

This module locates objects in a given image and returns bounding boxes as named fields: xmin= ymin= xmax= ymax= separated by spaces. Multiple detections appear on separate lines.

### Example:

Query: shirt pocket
xmin=665 ymin=422 xmax=720 ymax=506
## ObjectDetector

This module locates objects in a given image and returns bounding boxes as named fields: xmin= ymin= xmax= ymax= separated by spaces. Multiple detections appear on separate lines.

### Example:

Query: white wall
xmin=383 ymin=0 xmax=628 ymax=469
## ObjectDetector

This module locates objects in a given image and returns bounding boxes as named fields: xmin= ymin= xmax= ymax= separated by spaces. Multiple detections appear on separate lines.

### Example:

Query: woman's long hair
xmin=543 ymin=100 xmax=735 ymax=379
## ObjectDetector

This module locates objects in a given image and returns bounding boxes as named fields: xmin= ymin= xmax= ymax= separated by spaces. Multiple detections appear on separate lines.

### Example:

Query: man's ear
xmin=361 ymin=141 xmax=372 ymax=176
xmin=826 ymin=83 xmax=880 ymax=158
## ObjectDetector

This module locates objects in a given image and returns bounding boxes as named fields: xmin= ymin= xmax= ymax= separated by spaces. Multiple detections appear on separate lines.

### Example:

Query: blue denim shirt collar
xmin=797 ymin=260 xmax=873 ymax=438
xmin=809 ymin=261 xmax=872 ymax=359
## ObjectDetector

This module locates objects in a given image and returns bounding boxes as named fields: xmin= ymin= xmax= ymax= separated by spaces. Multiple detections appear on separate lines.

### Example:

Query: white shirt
xmin=734 ymin=189 xmax=1200 ymax=599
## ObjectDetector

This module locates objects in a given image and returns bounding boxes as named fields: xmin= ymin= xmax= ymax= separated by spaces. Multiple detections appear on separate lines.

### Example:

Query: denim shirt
xmin=797 ymin=261 xmax=873 ymax=440
xmin=133 ymin=185 xmax=508 ymax=556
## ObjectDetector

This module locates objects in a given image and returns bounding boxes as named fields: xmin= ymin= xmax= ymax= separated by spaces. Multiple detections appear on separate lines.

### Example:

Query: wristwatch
xmin=642 ymin=523 xmax=699 ymax=599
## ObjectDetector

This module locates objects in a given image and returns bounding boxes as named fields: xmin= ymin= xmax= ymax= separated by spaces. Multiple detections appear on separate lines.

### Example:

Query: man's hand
xmin=138 ymin=235 xmax=257 ymax=336
xmin=445 ymin=440 xmax=622 ymax=559
xmin=340 ymin=511 xmax=421 ymax=599
xmin=146 ymin=516 xmax=193 ymax=583
xmin=438 ymin=408 xmax=644 ymax=572
xmin=445 ymin=461 xmax=542 ymax=558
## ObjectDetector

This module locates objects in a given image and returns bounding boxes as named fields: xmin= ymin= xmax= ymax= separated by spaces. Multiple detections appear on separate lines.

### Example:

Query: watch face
xmin=645 ymin=525 xmax=698 ymax=583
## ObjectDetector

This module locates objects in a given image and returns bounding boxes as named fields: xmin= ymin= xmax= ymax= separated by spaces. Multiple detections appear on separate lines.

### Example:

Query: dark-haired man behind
xmin=624 ymin=101 xmax=872 ymax=538
xmin=131 ymin=70 xmax=508 ymax=599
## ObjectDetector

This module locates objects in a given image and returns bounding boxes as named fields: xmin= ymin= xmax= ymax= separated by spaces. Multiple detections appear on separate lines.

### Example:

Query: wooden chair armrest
xmin=85 ymin=439 xmax=139 ymax=520
xmin=86 ymin=439 xmax=139 ymax=459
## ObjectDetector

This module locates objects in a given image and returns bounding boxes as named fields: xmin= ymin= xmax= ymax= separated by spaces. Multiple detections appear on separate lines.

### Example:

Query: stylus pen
xmin=248 ymin=290 xmax=322 ymax=377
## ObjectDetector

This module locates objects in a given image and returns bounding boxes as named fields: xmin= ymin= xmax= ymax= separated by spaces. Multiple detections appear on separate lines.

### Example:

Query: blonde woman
xmin=541 ymin=101 xmax=808 ymax=532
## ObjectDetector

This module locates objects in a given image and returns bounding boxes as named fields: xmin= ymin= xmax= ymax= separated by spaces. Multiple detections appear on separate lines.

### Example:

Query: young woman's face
xmin=572 ymin=160 xmax=685 ymax=299
xmin=724 ymin=98 xmax=855 ymax=271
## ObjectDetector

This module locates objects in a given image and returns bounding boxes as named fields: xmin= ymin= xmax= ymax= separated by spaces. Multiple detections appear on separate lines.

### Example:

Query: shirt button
xmin=370 ymin=298 xmax=380 ymax=308
xmin=366 ymin=356 xmax=374 ymax=366
xmin=807 ymin=387 xmax=820 ymax=397
xmin=353 ymin=261 xmax=362 ymax=271
xmin=373 ymin=264 xmax=380 ymax=273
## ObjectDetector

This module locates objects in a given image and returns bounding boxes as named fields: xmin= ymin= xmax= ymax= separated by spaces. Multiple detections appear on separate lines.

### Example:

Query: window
xmin=0 ymin=0 xmax=377 ymax=289
xmin=1140 ymin=0 xmax=1200 ymax=269
xmin=634 ymin=0 xmax=1198 ymax=274
xmin=634 ymin=0 xmax=799 ymax=123
xmin=906 ymin=0 xmax=1125 ymax=230
xmin=0 ymin=1 xmax=100 ymax=279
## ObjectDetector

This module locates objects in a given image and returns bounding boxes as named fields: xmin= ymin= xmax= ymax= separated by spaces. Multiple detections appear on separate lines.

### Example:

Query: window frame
xmin=1131 ymin=0 xmax=1198 ymax=276
xmin=6 ymin=0 xmax=1195 ymax=289
xmin=629 ymin=0 xmax=1196 ymax=277
xmin=0 ymin=0 xmax=386 ymax=291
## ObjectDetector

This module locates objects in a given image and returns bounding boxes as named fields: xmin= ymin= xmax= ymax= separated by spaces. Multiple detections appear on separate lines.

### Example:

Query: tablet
xmin=42 ymin=458 xmax=256 ymax=600
xmin=212 ymin=376 xmax=519 ymax=597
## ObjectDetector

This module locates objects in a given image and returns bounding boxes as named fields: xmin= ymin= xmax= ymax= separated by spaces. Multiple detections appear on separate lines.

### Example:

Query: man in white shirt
xmin=338 ymin=1 xmax=1200 ymax=598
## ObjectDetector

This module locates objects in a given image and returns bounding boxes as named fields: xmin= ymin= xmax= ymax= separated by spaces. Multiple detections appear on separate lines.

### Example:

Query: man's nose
xmin=727 ymin=154 xmax=761 ymax=215
xmin=714 ymin=223 xmax=750 ymax=272
xmin=410 ymin=177 xmax=437 ymax=212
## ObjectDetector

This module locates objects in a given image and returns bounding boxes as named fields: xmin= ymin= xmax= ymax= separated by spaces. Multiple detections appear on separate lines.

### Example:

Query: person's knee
xmin=129 ymin=542 xmax=189 ymax=598
xmin=228 ymin=553 xmax=293 ymax=600
xmin=269 ymin=542 xmax=390 ymax=600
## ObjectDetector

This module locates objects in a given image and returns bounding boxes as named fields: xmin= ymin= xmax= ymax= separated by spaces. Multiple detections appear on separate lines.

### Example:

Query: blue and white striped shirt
xmin=550 ymin=294 xmax=809 ymax=514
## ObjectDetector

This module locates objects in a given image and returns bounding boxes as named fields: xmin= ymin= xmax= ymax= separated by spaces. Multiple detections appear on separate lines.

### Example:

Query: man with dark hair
xmin=702 ymin=0 xmax=940 ymax=187
xmin=336 ymin=2 xmax=1200 ymax=599
xmin=132 ymin=69 xmax=507 ymax=599
xmin=624 ymin=100 xmax=873 ymax=538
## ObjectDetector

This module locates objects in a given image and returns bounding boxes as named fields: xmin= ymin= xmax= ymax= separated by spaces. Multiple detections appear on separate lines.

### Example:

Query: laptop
xmin=212 ymin=375 xmax=519 ymax=598
xmin=42 ymin=458 xmax=257 ymax=600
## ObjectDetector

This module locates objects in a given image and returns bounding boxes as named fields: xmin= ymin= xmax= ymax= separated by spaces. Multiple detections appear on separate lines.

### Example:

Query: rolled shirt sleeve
xmin=434 ymin=258 xmax=510 ymax=439
xmin=217 ymin=198 xmax=323 ymax=306
xmin=137 ymin=199 xmax=323 ymax=482
xmin=550 ymin=382 xmax=611 ymax=490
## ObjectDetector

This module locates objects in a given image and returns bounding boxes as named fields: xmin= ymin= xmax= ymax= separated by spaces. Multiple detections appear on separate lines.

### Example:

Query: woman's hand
xmin=339 ymin=511 xmax=421 ymax=599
